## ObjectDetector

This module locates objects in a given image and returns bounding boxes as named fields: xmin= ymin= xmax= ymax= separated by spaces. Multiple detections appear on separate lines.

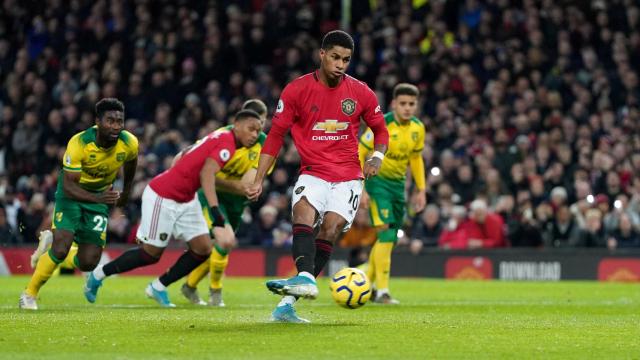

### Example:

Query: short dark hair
xmin=241 ymin=99 xmax=268 ymax=117
xmin=393 ymin=83 xmax=419 ymax=98
xmin=95 ymin=98 xmax=124 ymax=119
xmin=321 ymin=30 xmax=354 ymax=51
xmin=235 ymin=109 xmax=261 ymax=122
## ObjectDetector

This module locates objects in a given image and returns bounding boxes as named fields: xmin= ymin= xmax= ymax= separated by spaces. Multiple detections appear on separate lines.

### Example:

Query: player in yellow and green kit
xmin=359 ymin=83 xmax=426 ymax=304
xmin=179 ymin=99 xmax=270 ymax=306
xmin=19 ymin=98 xmax=138 ymax=310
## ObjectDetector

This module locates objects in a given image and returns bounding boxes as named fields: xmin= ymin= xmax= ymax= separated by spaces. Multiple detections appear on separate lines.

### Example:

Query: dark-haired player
xmin=248 ymin=30 xmax=389 ymax=322
xmin=360 ymin=83 xmax=426 ymax=304
xmin=20 ymin=98 xmax=138 ymax=310
xmin=180 ymin=99 xmax=270 ymax=306
xmin=84 ymin=110 xmax=262 ymax=307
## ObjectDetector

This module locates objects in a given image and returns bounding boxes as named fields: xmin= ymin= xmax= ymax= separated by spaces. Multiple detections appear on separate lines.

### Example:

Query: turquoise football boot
xmin=145 ymin=283 xmax=176 ymax=308
xmin=83 ymin=272 xmax=103 ymax=303
xmin=271 ymin=304 xmax=309 ymax=323
xmin=266 ymin=275 xmax=318 ymax=299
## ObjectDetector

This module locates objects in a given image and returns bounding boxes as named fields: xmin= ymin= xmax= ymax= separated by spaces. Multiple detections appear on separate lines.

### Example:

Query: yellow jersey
xmin=58 ymin=126 xmax=139 ymax=194
xmin=359 ymin=112 xmax=425 ymax=183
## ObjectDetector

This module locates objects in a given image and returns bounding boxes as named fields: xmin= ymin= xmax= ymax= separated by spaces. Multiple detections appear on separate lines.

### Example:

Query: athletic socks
xmin=159 ymin=250 xmax=209 ymax=287
xmin=313 ymin=239 xmax=333 ymax=277
xmin=278 ymin=295 xmax=297 ymax=307
xmin=291 ymin=224 xmax=315 ymax=275
xmin=279 ymin=237 xmax=332 ymax=310
xmin=298 ymin=271 xmax=314 ymax=281
xmin=373 ymin=242 xmax=393 ymax=291
xmin=98 ymin=247 xmax=159 ymax=279
xmin=25 ymin=249 xmax=62 ymax=297
xmin=151 ymin=278 xmax=166 ymax=291
xmin=93 ymin=265 xmax=106 ymax=280
xmin=60 ymin=246 xmax=78 ymax=269
xmin=366 ymin=242 xmax=378 ymax=284
xmin=209 ymin=245 xmax=229 ymax=289
xmin=185 ymin=259 xmax=209 ymax=288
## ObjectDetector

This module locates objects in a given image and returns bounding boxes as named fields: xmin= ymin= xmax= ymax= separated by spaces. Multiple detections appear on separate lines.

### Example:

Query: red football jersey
xmin=262 ymin=71 xmax=389 ymax=182
xmin=150 ymin=130 xmax=236 ymax=202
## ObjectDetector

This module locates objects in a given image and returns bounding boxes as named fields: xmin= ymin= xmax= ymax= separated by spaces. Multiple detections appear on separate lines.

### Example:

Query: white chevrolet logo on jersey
xmin=312 ymin=120 xmax=349 ymax=133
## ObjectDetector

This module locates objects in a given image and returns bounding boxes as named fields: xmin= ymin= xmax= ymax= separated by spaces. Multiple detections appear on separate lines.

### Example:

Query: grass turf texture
xmin=1 ymin=276 xmax=639 ymax=359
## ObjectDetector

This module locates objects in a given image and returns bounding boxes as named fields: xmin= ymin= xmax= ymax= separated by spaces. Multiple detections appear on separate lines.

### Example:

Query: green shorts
xmin=197 ymin=189 xmax=246 ymax=232
xmin=366 ymin=176 xmax=405 ymax=233
xmin=52 ymin=195 xmax=110 ymax=247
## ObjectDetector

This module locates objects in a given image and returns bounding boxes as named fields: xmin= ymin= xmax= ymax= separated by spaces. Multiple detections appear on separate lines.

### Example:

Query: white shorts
xmin=291 ymin=174 xmax=363 ymax=231
xmin=136 ymin=185 xmax=209 ymax=248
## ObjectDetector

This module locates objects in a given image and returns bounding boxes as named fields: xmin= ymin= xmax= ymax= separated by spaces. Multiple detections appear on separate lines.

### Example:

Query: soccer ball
xmin=329 ymin=267 xmax=371 ymax=309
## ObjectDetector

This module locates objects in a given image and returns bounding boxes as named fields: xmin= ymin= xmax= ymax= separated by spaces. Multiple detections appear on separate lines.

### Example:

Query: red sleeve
xmin=208 ymin=132 xmax=235 ymax=168
xmin=360 ymin=86 xmax=388 ymax=147
xmin=438 ymin=228 xmax=467 ymax=249
xmin=262 ymin=83 xmax=296 ymax=156
xmin=481 ymin=214 xmax=506 ymax=248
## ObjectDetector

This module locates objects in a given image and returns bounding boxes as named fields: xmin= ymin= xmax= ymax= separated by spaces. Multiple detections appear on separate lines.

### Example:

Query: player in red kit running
xmin=85 ymin=110 xmax=263 ymax=307
xmin=247 ymin=30 xmax=389 ymax=323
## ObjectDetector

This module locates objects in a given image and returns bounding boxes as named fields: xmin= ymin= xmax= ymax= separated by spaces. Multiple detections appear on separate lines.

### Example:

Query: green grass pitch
xmin=1 ymin=276 xmax=639 ymax=359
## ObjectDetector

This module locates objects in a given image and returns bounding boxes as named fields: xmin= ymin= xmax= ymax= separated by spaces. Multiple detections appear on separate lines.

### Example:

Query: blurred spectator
xmin=460 ymin=199 xmax=506 ymax=249
xmin=452 ymin=164 xmax=477 ymax=204
xmin=0 ymin=205 xmax=18 ymax=245
xmin=16 ymin=192 xmax=46 ymax=244
xmin=410 ymin=204 xmax=443 ymax=252
xmin=543 ymin=206 xmax=581 ymax=248
xmin=509 ymin=203 xmax=544 ymax=248
xmin=549 ymin=187 xmax=568 ymax=209
xmin=272 ymin=222 xmax=293 ymax=248
xmin=248 ymin=205 xmax=280 ymax=247
xmin=575 ymin=209 xmax=606 ymax=248
xmin=11 ymin=110 xmax=42 ymax=175
xmin=438 ymin=205 xmax=468 ymax=249
xmin=607 ymin=213 xmax=640 ymax=249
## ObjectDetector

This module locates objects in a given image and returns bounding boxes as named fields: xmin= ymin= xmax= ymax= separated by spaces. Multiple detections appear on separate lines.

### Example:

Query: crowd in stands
xmin=1 ymin=0 xmax=640 ymax=251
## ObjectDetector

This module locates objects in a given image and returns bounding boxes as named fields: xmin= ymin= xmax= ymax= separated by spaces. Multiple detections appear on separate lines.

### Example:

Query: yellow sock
xmin=186 ymin=260 xmax=209 ymax=288
xmin=25 ymin=250 xmax=62 ymax=297
xmin=210 ymin=247 xmax=229 ymax=290
xmin=374 ymin=242 xmax=393 ymax=291
xmin=59 ymin=245 xmax=78 ymax=270
xmin=366 ymin=242 xmax=378 ymax=285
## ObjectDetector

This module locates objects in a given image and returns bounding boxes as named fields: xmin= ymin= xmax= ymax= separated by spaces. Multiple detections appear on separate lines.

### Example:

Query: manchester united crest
xmin=341 ymin=98 xmax=356 ymax=116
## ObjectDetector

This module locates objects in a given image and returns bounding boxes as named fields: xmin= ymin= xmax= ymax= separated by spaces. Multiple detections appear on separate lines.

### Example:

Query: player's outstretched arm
xmin=358 ymin=136 xmax=371 ymax=168
xmin=215 ymin=169 xmax=254 ymax=196
xmin=247 ymin=153 xmax=275 ymax=201
xmin=62 ymin=171 xmax=120 ymax=205
xmin=409 ymin=153 xmax=426 ymax=213
xmin=200 ymin=157 xmax=222 ymax=209
xmin=200 ymin=157 xmax=236 ymax=245
xmin=214 ymin=178 xmax=243 ymax=195
xmin=360 ymin=89 xmax=389 ymax=179
xmin=363 ymin=143 xmax=387 ymax=179
xmin=117 ymin=157 xmax=138 ymax=207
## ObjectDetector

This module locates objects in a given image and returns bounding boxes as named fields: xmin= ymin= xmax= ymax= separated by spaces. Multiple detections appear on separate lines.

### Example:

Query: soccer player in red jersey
xmin=247 ymin=30 xmax=389 ymax=322
xmin=84 ymin=110 xmax=263 ymax=307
